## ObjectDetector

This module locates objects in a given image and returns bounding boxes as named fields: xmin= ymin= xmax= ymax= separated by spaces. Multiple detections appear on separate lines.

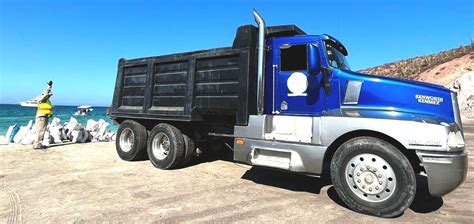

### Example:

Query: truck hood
xmin=335 ymin=69 xmax=455 ymax=124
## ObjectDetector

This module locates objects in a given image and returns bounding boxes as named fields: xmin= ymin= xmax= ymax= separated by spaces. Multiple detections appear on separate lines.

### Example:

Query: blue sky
xmin=1 ymin=0 xmax=472 ymax=106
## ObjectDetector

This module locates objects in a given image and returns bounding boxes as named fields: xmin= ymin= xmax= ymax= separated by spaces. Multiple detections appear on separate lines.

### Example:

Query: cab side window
xmin=280 ymin=44 xmax=307 ymax=71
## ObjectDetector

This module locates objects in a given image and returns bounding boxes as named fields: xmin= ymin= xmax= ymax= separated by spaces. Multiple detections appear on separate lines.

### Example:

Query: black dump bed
xmin=110 ymin=25 xmax=305 ymax=126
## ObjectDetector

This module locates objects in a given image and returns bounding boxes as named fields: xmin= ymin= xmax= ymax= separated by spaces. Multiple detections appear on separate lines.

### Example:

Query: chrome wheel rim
xmin=119 ymin=128 xmax=134 ymax=152
xmin=152 ymin=133 xmax=170 ymax=160
xmin=345 ymin=153 xmax=397 ymax=202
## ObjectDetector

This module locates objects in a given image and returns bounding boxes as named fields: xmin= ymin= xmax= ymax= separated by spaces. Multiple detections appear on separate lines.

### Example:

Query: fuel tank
xmin=335 ymin=69 xmax=455 ymax=124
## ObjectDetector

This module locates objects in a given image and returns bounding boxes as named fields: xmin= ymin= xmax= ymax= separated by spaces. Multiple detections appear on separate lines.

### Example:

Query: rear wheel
xmin=147 ymin=123 xmax=185 ymax=169
xmin=116 ymin=120 xmax=148 ymax=161
xmin=330 ymin=137 xmax=416 ymax=217
xmin=180 ymin=134 xmax=196 ymax=167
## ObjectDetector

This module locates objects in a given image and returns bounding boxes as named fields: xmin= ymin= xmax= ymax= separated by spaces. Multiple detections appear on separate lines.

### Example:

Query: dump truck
xmin=109 ymin=10 xmax=467 ymax=217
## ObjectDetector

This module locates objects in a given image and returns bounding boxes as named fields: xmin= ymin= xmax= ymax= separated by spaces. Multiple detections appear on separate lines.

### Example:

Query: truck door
xmin=271 ymin=41 xmax=325 ymax=115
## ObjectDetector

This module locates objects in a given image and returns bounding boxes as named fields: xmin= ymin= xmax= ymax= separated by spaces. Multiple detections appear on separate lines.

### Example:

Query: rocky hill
xmin=359 ymin=43 xmax=473 ymax=119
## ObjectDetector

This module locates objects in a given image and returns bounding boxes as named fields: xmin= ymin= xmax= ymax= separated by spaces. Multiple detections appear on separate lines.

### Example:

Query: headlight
xmin=447 ymin=130 xmax=465 ymax=151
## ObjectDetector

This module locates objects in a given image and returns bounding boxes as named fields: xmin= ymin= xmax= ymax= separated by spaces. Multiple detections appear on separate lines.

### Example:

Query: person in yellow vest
xmin=33 ymin=80 xmax=54 ymax=149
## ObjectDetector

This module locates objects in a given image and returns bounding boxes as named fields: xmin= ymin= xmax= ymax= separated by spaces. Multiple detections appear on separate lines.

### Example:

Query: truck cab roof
xmin=266 ymin=25 xmax=307 ymax=38
xmin=232 ymin=25 xmax=348 ymax=56
xmin=232 ymin=24 xmax=306 ymax=49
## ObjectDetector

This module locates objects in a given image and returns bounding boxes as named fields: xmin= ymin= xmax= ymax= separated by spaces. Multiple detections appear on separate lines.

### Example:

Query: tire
xmin=330 ymin=136 xmax=416 ymax=217
xmin=180 ymin=134 xmax=196 ymax=167
xmin=147 ymin=123 xmax=185 ymax=169
xmin=115 ymin=120 xmax=148 ymax=161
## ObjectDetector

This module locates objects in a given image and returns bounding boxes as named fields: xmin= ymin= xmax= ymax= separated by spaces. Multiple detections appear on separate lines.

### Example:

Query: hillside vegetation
xmin=359 ymin=43 xmax=473 ymax=119
xmin=359 ymin=43 xmax=473 ymax=80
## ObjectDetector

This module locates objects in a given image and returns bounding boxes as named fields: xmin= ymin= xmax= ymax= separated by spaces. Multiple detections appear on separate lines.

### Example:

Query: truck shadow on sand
xmin=241 ymin=167 xmax=331 ymax=194
xmin=241 ymin=166 xmax=443 ymax=216
xmin=193 ymin=149 xmax=331 ymax=194
xmin=182 ymin=145 xmax=444 ymax=216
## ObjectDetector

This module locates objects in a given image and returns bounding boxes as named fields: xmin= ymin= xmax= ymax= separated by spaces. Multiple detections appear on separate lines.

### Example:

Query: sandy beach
xmin=0 ymin=121 xmax=473 ymax=223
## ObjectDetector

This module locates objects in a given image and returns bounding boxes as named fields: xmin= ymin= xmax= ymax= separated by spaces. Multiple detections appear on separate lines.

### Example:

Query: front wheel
xmin=330 ymin=137 xmax=416 ymax=217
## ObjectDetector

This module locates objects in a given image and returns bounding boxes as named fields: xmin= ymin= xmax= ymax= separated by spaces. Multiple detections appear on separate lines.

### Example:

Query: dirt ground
xmin=1 ymin=122 xmax=473 ymax=223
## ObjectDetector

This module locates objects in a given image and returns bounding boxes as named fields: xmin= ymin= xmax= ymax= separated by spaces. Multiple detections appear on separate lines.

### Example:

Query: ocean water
xmin=0 ymin=104 xmax=117 ymax=135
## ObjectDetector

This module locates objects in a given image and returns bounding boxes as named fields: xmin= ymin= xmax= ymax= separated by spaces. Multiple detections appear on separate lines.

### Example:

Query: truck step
xmin=251 ymin=148 xmax=291 ymax=170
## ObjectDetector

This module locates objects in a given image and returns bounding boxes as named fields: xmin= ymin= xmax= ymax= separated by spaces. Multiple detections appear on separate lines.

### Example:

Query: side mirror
xmin=322 ymin=67 xmax=332 ymax=95
xmin=308 ymin=43 xmax=321 ymax=75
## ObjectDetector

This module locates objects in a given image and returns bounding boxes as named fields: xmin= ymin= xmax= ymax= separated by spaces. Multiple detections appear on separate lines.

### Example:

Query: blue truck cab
xmin=110 ymin=10 xmax=467 ymax=218
xmin=233 ymin=10 xmax=467 ymax=217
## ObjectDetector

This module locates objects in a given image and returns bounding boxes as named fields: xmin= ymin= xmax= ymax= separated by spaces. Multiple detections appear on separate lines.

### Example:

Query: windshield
xmin=325 ymin=41 xmax=350 ymax=70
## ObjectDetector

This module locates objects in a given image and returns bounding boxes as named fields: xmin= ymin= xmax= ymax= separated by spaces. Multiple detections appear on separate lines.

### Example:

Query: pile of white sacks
xmin=0 ymin=117 xmax=116 ymax=145
xmin=451 ymin=71 xmax=474 ymax=119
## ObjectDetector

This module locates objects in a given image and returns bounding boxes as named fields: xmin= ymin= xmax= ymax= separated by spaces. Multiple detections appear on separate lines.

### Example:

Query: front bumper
xmin=416 ymin=150 xmax=468 ymax=197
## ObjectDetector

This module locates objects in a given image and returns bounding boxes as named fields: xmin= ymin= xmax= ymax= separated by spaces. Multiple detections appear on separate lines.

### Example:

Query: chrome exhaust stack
xmin=253 ymin=9 xmax=266 ymax=115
